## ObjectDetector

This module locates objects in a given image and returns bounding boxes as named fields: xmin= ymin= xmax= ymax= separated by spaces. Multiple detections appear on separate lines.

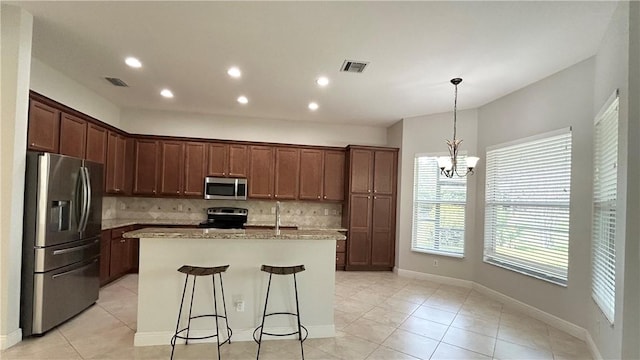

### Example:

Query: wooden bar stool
xmin=170 ymin=265 xmax=232 ymax=360
xmin=253 ymin=264 xmax=308 ymax=360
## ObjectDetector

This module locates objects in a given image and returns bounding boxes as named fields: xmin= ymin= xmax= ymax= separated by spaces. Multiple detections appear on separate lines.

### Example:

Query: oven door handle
xmin=234 ymin=179 xmax=239 ymax=199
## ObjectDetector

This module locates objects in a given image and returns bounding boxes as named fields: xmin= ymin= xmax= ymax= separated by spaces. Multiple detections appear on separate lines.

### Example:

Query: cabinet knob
xmin=153 ymin=190 xmax=156 ymax=194
xmin=31 ymin=143 xmax=35 ymax=146
xmin=318 ymin=196 xmax=321 ymax=199
xmin=368 ymin=196 xmax=371 ymax=199
xmin=120 ymin=239 xmax=125 ymax=243
xmin=223 ymin=172 xmax=226 ymax=175
xmin=323 ymin=195 xmax=327 ymax=199
xmin=368 ymin=189 xmax=371 ymax=193
xmin=275 ymin=194 xmax=278 ymax=198
xmin=374 ymin=190 xmax=377 ymax=193
xmin=374 ymin=196 xmax=377 ymax=199
xmin=268 ymin=194 xmax=271 ymax=197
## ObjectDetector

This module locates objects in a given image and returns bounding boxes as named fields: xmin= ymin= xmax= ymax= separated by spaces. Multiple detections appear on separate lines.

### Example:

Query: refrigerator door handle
xmin=82 ymin=167 xmax=92 ymax=232
xmin=77 ymin=167 xmax=89 ymax=232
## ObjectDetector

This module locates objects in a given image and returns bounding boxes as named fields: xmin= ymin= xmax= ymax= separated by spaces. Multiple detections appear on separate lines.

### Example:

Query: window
xmin=412 ymin=155 xmax=467 ymax=257
xmin=591 ymin=92 xmax=618 ymax=324
xmin=483 ymin=129 xmax=572 ymax=285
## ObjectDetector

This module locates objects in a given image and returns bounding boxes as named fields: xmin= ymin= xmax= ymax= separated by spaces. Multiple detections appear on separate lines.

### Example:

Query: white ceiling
xmin=12 ymin=1 xmax=617 ymax=127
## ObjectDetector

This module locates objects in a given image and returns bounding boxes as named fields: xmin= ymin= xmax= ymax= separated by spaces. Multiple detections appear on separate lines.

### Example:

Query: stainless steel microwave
xmin=204 ymin=177 xmax=247 ymax=200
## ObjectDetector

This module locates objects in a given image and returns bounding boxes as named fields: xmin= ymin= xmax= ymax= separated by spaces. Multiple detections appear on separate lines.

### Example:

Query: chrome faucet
xmin=275 ymin=201 xmax=281 ymax=234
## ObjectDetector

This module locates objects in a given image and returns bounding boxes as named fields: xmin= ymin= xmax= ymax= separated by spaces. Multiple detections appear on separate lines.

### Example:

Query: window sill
xmin=411 ymin=248 xmax=464 ymax=259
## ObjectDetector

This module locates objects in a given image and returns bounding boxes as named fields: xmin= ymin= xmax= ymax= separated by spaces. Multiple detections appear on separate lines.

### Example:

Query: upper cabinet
xmin=133 ymin=139 xmax=159 ymax=195
xmin=27 ymin=99 xmax=60 ymax=153
xmin=207 ymin=143 xmax=248 ymax=178
xmin=299 ymin=149 xmax=323 ymax=200
xmin=349 ymin=149 xmax=374 ymax=194
xmin=248 ymin=145 xmax=274 ymax=199
xmin=59 ymin=113 xmax=87 ymax=159
xmin=298 ymin=149 xmax=345 ymax=201
xmin=105 ymin=131 xmax=130 ymax=195
xmin=85 ymin=123 xmax=108 ymax=164
xmin=184 ymin=142 xmax=207 ymax=196
xmin=323 ymin=150 xmax=345 ymax=201
xmin=158 ymin=141 xmax=184 ymax=196
xmin=274 ymin=147 xmax=300 ymax=200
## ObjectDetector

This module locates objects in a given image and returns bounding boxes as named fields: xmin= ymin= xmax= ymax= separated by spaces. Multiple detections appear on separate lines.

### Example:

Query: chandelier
xmin=437 ymin=78 xmax=480 ymax=178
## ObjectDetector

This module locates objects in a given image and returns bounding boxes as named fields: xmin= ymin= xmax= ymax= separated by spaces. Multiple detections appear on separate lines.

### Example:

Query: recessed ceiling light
xmin=316 ymin=77 xmax=329 ymax=87
xmin=237 ymin=95 xmax=248 ymax=104
xmin=228 ymin=67 xmax=242 ymax=78
xmin=125 ymin=57 xmax=142 ymax=68
xmin=308 ymin=102 xmax=319 ymax=111
xmin=160 ymin=89 xmax=174 ymax=98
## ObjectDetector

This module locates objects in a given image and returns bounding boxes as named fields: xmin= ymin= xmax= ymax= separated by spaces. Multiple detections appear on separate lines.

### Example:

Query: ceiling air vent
xmin=105 ymin=77 xmax=129 ymax=87
xmin=340 ymin=60 xmax=369 ymax=73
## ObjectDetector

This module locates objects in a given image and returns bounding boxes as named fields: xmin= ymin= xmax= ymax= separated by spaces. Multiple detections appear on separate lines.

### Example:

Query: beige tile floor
xmin=2 ymin=271 xmax=593 ymax=360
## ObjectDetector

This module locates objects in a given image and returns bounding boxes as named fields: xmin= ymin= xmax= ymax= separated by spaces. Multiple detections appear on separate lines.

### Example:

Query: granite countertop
xmin=122 ymin=228 xmax=346 ymax=241
xmin=102 ymin=219 xmax=348 ymax=232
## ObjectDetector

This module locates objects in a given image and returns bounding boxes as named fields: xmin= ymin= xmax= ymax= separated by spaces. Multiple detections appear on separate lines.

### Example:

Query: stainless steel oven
xmin=204 ymin=177 xmax=247 ymax=200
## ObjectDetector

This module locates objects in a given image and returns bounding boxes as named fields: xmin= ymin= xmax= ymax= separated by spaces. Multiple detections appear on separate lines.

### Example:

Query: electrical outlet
xmin=235 ymin=300 xmax=245 ymax=312
xmin=178 ymin=204 xmax=183 ymax=211
xmin=433 ymin=259 xmax=439 ymax=267
xmin=271 ymin=207 xmax=276 ymax=214
xmin=324 ymin=209 xmax=329 ymax=216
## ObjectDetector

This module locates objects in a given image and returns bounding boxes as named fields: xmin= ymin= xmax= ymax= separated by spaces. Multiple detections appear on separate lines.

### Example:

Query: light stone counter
xmin=132 ymin=228 xmax=340 ymax=347
xmin=101 ymin=219 xmax=202 ymax=230
xmin=123 ymin=228 xmax=346 ymax=240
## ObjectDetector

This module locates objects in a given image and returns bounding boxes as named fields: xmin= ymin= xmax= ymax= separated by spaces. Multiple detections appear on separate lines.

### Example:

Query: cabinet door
xmin=347 ymin=194 xmax=372 ymax=266
xmin=59 ymin=114 xmax=87 ymax=158
xmin=129 ymin=238 xmax=139 ymax=273
xmin=248 ymin=146 xmax=274 ymax=199
xmin=350 ymin=149 xmax=373 ymax=194
xmin=133 ymin=139 xmax=159 ymax=195
xmin=373 ymin=150 xmax=396 ymax=195
xmin=299 ymin=149 xmax=323 ymax=200
xmin=99 ymin=230 xmax=111 ymax=286
xmin=109 ymin=237 xmax=129 ymax=279
xmin=228 ymin=144 xmax=248 ymax=177
xmin=158 ymin=141 xmax=184 ymax=196
xmin=184 ymin=142 xmax=207 ymax=196
xmin=323 ymin=150 xmax=345 ymax=201
xmin=27 ymin=100 xmax=60 ymax=152
xmin=370 ymin=194 xmax=394 ymax=266
xmin=274 ymin=147 xmax=299 ymax=200
xmin=207 ymin=143 xmax=228 ymax=177
xmin=106 ymin=132 xmax=128 ymax=194
xmin=85 ymin=124 xmax=108 ymax=164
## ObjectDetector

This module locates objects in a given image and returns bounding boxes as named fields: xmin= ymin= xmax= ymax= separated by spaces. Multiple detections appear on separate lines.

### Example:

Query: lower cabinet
xmin=100 ymin=225 xmax=138 ymax=286
xmin=336 ymin=237 xmax=346 ymax=270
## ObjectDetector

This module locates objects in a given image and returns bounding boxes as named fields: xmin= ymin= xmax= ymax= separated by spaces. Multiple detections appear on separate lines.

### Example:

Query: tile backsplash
xmin=102 ymin=197 xmax=343 ymax=228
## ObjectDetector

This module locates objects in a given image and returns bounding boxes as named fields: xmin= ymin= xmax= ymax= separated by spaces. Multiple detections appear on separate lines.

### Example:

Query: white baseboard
xmin=472 ymin=283 xmax=586 ymax=340
xmin=396 ymin=268 xmax=473 ymax=288
xmin=134 ymin=325 xmax=335 ymax=347
xmin=0 ymin=328 xmax=22 ymax=350
xmin=396 ymin=267 xmax=601 ymax=360
xmin=585 ymin=331 xmax=604 ymax=360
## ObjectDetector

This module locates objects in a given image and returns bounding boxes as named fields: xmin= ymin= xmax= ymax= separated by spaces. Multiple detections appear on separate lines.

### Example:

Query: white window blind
xmin=412 ymin=155 xmax=467 ymax=257
xmin=483 ymin=129 xmax=572 ymax=285
xmin=591 ymin=93 xmax=619 ymax=324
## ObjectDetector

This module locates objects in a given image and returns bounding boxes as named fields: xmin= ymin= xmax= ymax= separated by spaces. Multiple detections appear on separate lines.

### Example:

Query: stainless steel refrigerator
xmin=21 ymin=152 xmax=103 ymax=336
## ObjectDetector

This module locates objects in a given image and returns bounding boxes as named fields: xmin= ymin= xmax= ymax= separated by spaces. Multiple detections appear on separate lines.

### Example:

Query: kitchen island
xmin=122 ymin=228 xmax=345 ymax=346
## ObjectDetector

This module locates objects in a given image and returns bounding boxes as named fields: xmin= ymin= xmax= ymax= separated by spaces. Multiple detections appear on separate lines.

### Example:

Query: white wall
xmin=0 ymin=5 xmax=32 ymax=349
xmin=121 ymin=109 xmax=387 ymax=147
xmin=395 ymin=109 xmax=478 ymax=281
xmin=387 ymin=120 xmax=403 ymax=267
xmin=474 ymin=58 xmax=594 ymax=329
xmin=30 ymin=58 xmax=121 ymax=128
xmin=589 ymin=2 xmax=631 ymax=359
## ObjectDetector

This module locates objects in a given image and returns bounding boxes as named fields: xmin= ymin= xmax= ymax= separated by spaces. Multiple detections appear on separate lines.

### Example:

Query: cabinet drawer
xmin=336 ymin=240 xmax=346 ymax=253
xmin=336 ymin=252 xmax=345 ymax=266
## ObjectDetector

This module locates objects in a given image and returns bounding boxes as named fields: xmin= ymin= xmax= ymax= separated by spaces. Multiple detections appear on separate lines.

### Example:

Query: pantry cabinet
xmin=344 ymin=146 xmax=398 ymax=270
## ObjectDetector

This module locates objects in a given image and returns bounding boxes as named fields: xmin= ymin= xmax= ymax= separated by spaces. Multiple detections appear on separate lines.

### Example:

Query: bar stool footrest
xmin=171 ymin=314 xmax=233 ymax=346
xmin=252 ymin=312 xmax=308 ymax=343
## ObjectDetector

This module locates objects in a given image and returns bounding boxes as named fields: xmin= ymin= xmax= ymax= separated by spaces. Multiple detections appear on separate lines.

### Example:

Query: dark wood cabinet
xmin=85 ymin=123 xmax=108 ymax=164
xmin=274 ymin=147 xmax=300 ymax=200
xmin=158 ymin=141 xmax=184 ymax=196
xmin=208 ymin=143 xmax=248 ymax=178
xmin=59 ymin=113 xmax=87 ymax=158
xmin=100 ymin=230 xmax=111 ymax=286
xmin=105 ymin=131 xmax=128 ymax=194
xmin=323 ymin=150 xmax=345 ymax=201
xmin=27 ymin=100 xmax=60 ymax=153
xmin=350 ymin=149 xmax=374 ymax=194
xmin=299 ymin=149 xmax=323 ymax=200
xmin=248 ymin=145 xmax=274 ymax=199
xmin=345 ymin=146 xmax=398 ymax=270
xmin=184 ymin=142 xmax=207 ymax=196
xmin=133 ymin=139 xmax=159 ymax=195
